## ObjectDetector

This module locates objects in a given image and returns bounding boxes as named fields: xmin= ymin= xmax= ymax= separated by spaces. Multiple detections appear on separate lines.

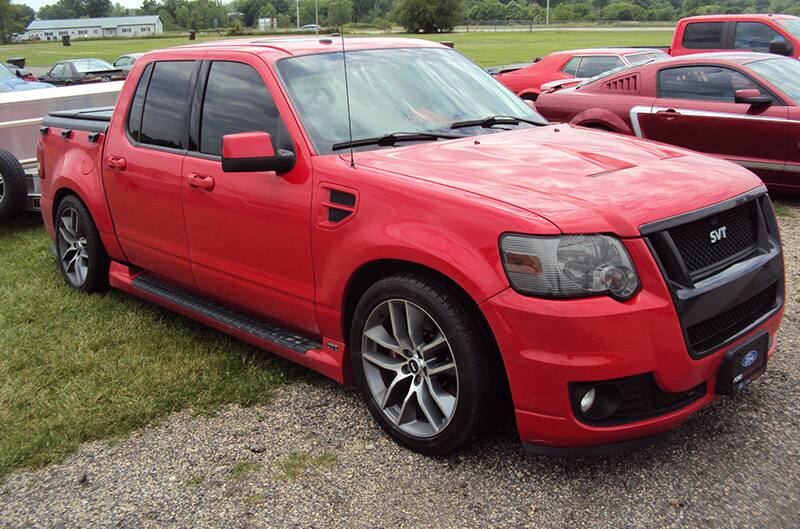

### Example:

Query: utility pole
xmin=296 ymin=0 xmax=300 ymax=29
xmin=315 ymin=0 xmax=319 ymax=33
xmin=546 ymin=0 xmax=550 ymax=25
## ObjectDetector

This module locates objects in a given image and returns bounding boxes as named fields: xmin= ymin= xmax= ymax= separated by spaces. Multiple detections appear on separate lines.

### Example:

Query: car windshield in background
xmin=778 ymin=18 xmax=800 ymax=39
xmin=0 ymin=63 xmax=16 ymax=80
xmin=627 ymin=51 xmax=668 ymax=65
xmin=276 ymin=47 xmax=547 ymax=154
xmin=73 ymin=59 xmax=114 ymax=73
xmin=748 ymin=57 xmax=800 ymax=104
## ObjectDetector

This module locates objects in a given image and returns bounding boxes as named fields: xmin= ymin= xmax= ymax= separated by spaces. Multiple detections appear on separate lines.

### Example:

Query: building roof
xmin=26 ymin=16 xmax=160 ymax=31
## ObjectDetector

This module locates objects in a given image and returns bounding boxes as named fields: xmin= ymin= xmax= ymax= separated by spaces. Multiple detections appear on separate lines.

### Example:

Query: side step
xmin=131 ymin=273 xmax=321 ymax=354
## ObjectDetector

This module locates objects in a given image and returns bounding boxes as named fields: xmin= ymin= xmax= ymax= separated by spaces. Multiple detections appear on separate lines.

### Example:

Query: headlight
xmin=500 ymin=234 xmax=640 ymax=300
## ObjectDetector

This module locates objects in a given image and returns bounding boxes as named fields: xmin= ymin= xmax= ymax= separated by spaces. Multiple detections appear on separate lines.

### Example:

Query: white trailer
xmin=0 ymin=82 xmax=122 ymax=219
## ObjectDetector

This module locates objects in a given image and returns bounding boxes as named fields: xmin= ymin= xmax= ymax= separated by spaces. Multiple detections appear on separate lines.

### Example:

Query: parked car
xmin=38 ymin=59 xmax=125 ymax=86
xmin=490 ymin=48 xmax=669 ymax=101
xmin=112 ymin=53 xmax=144 ymax=74
xmin=0 ymin=62 xmax=53 ymax=92
xmin=299 ymin=24 xmax=321 ymax=32
xmin=38 ymin=38 xmax=783 ymax=456
xmin=669 ymin=14 xmax=800 ymax=58
xmin=534 ymin=52 xmax=800 ymax=193
xmin=4 ymin=62 xmax=38 ymax=82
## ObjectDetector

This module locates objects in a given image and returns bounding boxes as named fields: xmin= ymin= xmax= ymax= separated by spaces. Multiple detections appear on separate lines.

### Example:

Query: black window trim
xmin=124 ymin=59 xmax=201 ymax=156
xmin=655 ymin=62 xmax=788 ymax=106
xmin=561 ymin=55 xmax=584 ymax=75
xmin=681 ymin=21 xmax=734 ymax=50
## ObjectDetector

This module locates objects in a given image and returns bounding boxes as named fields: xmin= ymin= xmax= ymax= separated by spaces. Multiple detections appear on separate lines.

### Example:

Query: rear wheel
xmin=350 ymin=274 xmax=498 ymax=456
xmin=55 ymin=195 xmax=109 ymax=292
xmin=0 ymin=148 xmax=27 ymax=220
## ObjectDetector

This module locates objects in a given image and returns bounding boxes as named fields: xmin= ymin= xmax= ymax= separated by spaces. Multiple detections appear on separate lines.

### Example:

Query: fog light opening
xmin=578 ymin=383 xmax=622 ymax=421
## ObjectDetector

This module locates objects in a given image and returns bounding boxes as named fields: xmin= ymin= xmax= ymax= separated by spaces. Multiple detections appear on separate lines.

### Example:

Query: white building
xmin=24 ymin=16 xmax=163 ymax=41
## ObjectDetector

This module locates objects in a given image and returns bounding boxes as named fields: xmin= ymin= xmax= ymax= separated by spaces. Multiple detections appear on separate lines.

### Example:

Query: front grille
xmin=668 ymin=200 xmax=758 ymax=276
xmin=687 ymin=283 xmax=778 ymax=352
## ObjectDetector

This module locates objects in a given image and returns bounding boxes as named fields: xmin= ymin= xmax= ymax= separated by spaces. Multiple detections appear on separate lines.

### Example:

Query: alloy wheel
xmin=57 ymin=207 xmax=90 ymax=286
xmin=361 ymin=299 xmax=459 ymax=438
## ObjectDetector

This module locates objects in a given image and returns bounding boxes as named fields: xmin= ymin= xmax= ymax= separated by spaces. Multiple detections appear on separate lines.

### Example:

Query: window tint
xmin=561 ymin=57 xmax=581 ymax=76
xmin=51 ymin=63 xmax=66 ymax=77
xmin=659 ymin=65 xmax=766 ymax=102
xmin=127 ymin=63 xmax=153 ymax=142
xmin=140 ymin=61 xmax=194 ymax=149
xmin=575 ymin=56 xmax=624 ymax=77
xmin=200 ymin=61 xmax=282 ymax=156
xmin=115 ymin=57 xmax=131 ymax=67
xmin=682 ymin=22 xmax=725 ymax=49
xmin=734 ymin=22 xmax=782 ymax=53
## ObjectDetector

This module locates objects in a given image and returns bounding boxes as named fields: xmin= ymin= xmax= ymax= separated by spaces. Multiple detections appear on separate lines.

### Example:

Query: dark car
xmin=39 ymin=59 xmax=125 ymax=86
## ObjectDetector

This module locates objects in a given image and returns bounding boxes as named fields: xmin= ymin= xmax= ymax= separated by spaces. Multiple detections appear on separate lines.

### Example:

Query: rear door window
xmin=734 ymin=22 xmax=783 ymax=53
xmin=199 ymin=61 xmax=285 ymax=156
xmin=575 ymin=56 xmax=624 ymax=77
xmin=682 ymin=22 xmax=726 ymax=49
xmin=127 ymin=63 xmax=153 ymax=143
xmin=139 ymin=61 xmax=195 ymax=150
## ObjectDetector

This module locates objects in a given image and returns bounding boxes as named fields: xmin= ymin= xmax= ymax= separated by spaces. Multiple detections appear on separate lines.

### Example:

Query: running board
xmin=131 ymin=273 xmax=322 ymax=354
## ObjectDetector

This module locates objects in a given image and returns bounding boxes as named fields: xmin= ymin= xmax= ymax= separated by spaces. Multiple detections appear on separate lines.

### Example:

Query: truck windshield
xmin=748 ymin=57 xmax=800 ymax=104
xmin=276 ymin=47 xmax=547 ymax=154
xmin=777 ymin=19 xmax=800 ymax=39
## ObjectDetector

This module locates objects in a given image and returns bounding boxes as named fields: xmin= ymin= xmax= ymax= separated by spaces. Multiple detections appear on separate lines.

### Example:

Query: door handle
xmin=186 ymin=173 xmax=215 ymax=191
xmin=106 ymin=155 xmax=126 ymax=170
xmin=656 ymin=109 xmax=681 ymax=120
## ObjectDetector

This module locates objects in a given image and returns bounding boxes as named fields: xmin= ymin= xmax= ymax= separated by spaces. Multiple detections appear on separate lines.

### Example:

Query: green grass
xmin=773 ymin=201 xmax=796 ymax=218
xmin=274 ymin=451 xmax=338 ymax=480
xmin=227 ymin=460 xmax=261 ymax=480
xmin=185 ymin=472 xmax=206 ymax=487
xmin=0 ymin=29 xmax=672 ymax=68
xmin=0 ymin=215 xmax=301 ymax=479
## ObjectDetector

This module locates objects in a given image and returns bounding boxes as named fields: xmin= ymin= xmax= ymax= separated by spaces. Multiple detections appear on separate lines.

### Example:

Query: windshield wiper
xmin=450 ymin=115 xmax=547 ymax=130
xmin=332 ymin=132 xmax=464 ymax=151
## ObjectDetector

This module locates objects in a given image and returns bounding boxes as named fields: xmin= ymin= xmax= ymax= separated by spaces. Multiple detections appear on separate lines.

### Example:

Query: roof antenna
xmin=340 ymin=34 xmax=355 ymax=168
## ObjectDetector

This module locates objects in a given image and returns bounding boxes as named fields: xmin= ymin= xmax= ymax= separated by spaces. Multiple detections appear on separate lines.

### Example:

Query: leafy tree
xmin=600 ymin=1 xmax=646 ymax=19
xmin=467 ymin=0 xmax=504 ymax=20
xmin=394 ymin=0 xmax=462 ymax=32
xmin=328 ymin=0 xmax=354 ymax=26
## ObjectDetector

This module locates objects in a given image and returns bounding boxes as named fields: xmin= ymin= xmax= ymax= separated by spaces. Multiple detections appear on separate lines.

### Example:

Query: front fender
xmin=570 ymin=108 xmax=634 ymax=135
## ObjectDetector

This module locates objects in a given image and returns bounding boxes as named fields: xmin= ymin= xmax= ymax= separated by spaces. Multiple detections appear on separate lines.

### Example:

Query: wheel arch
xmin=341 ymin=258 xmax=513 ymax=409
xmin=569 ymin=108 xmax=633 ymax=135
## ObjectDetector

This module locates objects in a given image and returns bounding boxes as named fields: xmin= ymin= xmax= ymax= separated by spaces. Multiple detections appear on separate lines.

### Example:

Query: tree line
xmin=1 ymin=0 xmax=799 ymax=39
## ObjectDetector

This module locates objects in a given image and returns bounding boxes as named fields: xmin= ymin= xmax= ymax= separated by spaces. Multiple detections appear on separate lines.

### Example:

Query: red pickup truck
xmin=670 ymin=14 xmax=800 ymax=58
xmin=37 ymin=37 xmax=784 ymax=456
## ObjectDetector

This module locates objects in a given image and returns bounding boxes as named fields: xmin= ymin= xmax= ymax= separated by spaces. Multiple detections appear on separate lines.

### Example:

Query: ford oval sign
xmin=742 ymin=350 xmax=759 ymax=368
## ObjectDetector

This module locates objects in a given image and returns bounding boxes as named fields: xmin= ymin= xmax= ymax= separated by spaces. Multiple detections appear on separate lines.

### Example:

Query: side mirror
xmin=734 ymin=89 xmax=772 ymax=107
xmin=769 ymin=38 xmax=793 ymax=56
xmin=221 ymin=131 xmax=295 ymax=174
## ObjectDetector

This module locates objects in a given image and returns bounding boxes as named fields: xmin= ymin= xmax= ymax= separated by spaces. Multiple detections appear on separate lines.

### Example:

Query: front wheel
xmin=350 ymin=274 xmax=498 ymax=456
xmin=55 ymin=195 xmax=109 ymax=292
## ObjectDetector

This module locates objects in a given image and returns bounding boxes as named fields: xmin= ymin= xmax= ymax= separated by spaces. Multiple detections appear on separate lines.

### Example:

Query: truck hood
xmin=353 ymin=126 xmax=763 ymax=237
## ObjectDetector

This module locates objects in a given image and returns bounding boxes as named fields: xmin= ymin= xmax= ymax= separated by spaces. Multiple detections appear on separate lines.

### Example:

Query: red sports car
xmin=489 ymin=48 xmax=669 ymax=101
xmin=535 ymin=52 xmax=800 ymax=192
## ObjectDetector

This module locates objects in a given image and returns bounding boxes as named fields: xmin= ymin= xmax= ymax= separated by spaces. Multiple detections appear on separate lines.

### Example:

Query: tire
xmin=0 ymin=148 xmax=27 ymax=220
xmin=521 ymin=93 xmax=538 ymax=102
xmin=54 ymin=195 xmax=109 ymax=292
xmin=350 ymin=274 xmax=498 ymax=456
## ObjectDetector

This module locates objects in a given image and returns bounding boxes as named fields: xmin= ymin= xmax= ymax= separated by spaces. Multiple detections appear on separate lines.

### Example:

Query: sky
xmin=13 ymin=0 xmax=144 ymax=12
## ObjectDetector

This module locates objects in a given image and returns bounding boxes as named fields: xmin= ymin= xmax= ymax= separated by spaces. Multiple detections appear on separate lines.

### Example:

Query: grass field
xmin=0 ymin=29 xmax=673 ymax=68
xmin=0 ymin=215 xmax=302 ymax=479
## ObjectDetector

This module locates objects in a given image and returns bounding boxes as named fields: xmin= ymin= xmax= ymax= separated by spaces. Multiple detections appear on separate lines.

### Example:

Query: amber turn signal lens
xmin=505 ymin=253 xmax=543 ymax=274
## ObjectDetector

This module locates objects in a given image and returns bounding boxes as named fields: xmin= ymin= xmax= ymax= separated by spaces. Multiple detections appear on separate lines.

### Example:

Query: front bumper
xmin=481 ymin=236 xmax=783 ymax=452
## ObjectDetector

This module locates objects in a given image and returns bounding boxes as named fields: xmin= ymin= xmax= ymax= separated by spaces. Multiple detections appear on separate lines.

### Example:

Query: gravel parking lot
xmin=1 ymin=199 xmax=798 ymax=529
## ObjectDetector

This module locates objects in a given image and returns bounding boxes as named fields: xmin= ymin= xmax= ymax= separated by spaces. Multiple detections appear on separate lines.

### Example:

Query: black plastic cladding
xmin=642 ymin=190 xmax=784 ymax=359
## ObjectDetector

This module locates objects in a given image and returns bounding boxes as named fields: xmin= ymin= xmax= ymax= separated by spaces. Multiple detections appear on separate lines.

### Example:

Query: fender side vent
xmin=327 ymin=189 xmax=356 ymax=223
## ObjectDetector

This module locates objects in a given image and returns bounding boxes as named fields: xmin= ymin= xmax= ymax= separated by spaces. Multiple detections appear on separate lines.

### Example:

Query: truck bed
xmin=42 ymin=106 xmax=114 ymax=134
